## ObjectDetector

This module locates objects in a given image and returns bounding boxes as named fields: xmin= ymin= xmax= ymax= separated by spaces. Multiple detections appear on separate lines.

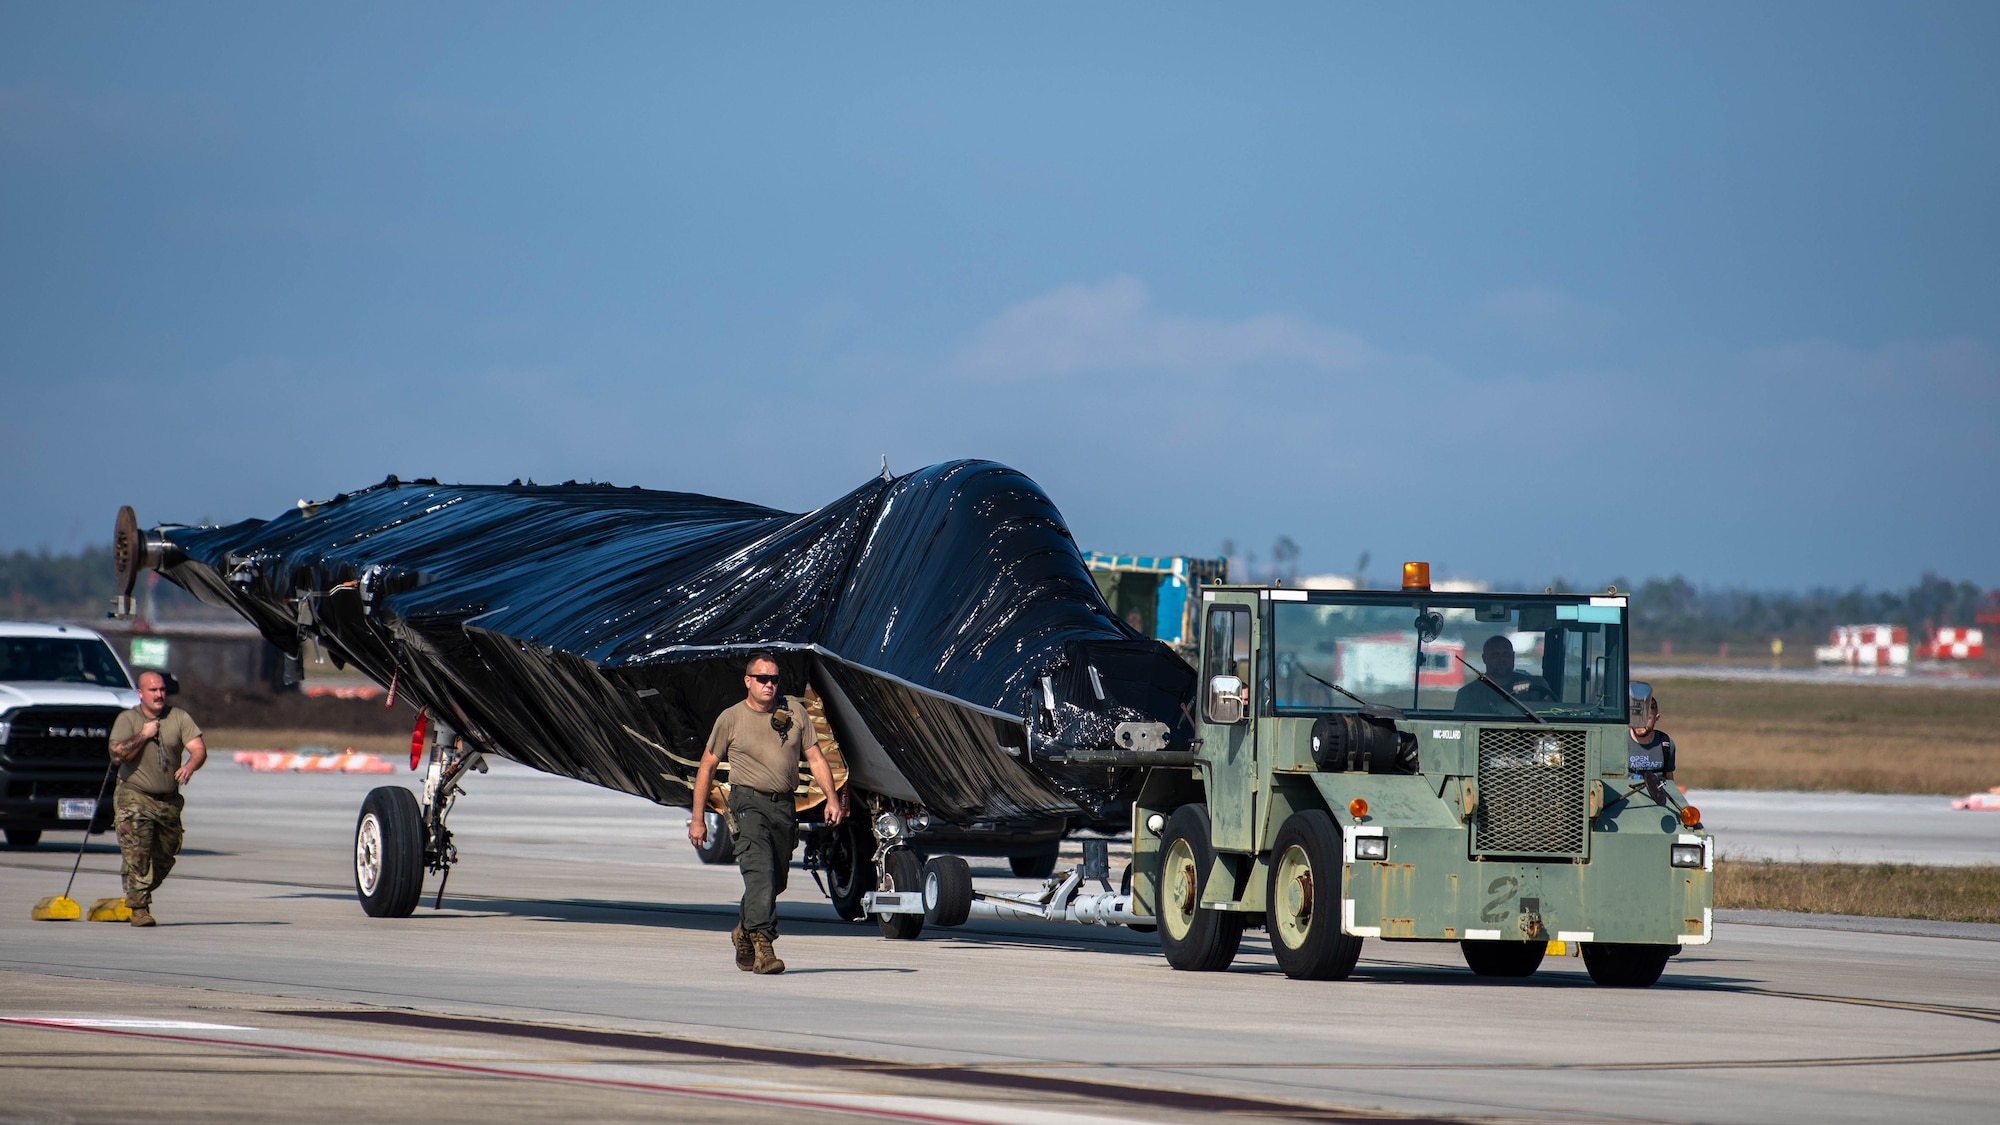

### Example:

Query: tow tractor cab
xmin=1130 ymin=563 xmax=1712 ymax=988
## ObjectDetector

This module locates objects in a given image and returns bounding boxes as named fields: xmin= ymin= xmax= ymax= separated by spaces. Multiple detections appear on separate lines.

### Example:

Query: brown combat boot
xmin=129 ymin=906 xmax=156 ymax=927
xmin=751 ymin=933 xmax=785 ymax=975
xmin=730 ymin=925 xmax=756 ymax=972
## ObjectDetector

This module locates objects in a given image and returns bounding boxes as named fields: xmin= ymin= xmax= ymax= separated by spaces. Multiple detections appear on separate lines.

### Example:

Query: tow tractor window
xmin=1202 ymin=606 xmax=1252 ymax=723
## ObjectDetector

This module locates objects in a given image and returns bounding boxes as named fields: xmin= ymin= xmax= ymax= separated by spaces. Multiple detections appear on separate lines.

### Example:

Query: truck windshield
xmin=1269 ymin=594 xmax=1626 ymax=722
xmin=0 ymin=637 xmax=133 ymax=688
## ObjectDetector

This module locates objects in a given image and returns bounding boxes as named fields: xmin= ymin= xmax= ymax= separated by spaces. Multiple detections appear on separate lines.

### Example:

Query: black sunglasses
xmin=748 ymin=674 xmax=779 ymax=684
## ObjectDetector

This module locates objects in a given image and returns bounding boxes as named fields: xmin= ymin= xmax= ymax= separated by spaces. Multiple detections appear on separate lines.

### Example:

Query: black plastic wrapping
xmin=148 ymin=461 xmax=1194 ymax=823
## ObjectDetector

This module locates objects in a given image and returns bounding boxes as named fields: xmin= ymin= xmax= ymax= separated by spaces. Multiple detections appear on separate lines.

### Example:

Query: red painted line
xmin=0 ymin=1018 xmax=1015 ymax=1125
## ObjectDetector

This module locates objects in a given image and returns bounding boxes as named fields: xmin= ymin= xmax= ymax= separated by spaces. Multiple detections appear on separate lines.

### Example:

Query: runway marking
xmin=0 ymin=1017 xmax=1147 ymax=1125
xmin=287 ymin=1009 xmax=1471 ymax=1123
xmin=4 ymin=1017 xmax=257 ymax=1031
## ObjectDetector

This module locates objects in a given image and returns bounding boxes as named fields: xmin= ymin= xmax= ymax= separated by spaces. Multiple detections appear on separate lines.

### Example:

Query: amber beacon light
xmin=1402 ymin=561 xmax=1431 ymax=590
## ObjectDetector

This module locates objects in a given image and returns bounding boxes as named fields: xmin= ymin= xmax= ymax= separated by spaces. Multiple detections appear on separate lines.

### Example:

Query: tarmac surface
xmin=2 ymin=761 xmax=1996 ymax=1125
xmin=1692 ymin=788 xmax=2000 ymax=866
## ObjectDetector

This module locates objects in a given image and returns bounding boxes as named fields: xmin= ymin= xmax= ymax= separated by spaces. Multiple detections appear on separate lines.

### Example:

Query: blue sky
xmin=3 ymin=3 xmax=1995 ymax=590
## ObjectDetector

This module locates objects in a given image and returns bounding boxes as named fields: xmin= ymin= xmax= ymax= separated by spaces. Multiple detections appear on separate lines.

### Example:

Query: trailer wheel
xmin=1266 ymin=810 xmax=1363 ymax=980
xmin=826 ymin=816 xmax=875 ymax=921
xmin=922 ymin=856 xmax=973 ymax=927
xmin=693 ymin=810 xmax=735 ymax=865
xmin=355 ymin=786 xmax=425 ymax=918
xmin=1121 ymin=863 xmax=1155 ymax=934
xmin=877 ymin=847 xmax=925 ymax=939
xmin=1156 ymin=804 xmax=1242 ymax=972
xmin=4 ymin=829 xmax=41 ymax=848
xmin=1009 ymin=842 xmax=1059 ymax=879
xmin=1581 ymin=942 xmax=1672 ymax=987
xmin=1460 ymin=941 xmax=1546 ymax=978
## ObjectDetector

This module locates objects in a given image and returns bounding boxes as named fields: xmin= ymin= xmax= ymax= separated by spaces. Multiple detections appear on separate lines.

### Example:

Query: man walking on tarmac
xmin=689 ymin=652 xmax=843 ymax=975
xmin=105 ymin=671 xmax=207 ymax=926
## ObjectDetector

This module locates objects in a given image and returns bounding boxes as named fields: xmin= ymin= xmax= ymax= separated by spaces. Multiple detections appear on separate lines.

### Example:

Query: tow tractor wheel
xmin=693 ymin=809 xmax=735 ymax=865
xmin=1581 ymin=942 xmax=1673 ymax=988
xmin=922 ymin=855 xmax=973 ymax=927
xmin=827 ymin=815 xmax=876 ymax=921
xmin=1460 ymin=940 xmax=1547 ymax=978
xmin=355 ymin=786 xmax=425 ymax=918
xmin=876 ymin=847 xmax=925 ymax=940
xmin=1155 ymin=804 xmax=1243 ymax=972
xmin=1266 ymin=810 xmax=1363 ymax=981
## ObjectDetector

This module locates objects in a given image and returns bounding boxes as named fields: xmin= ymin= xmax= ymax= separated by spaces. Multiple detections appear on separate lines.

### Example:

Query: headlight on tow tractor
xmin=1354 ymin=835 xmax=1388 ymax=861
xmin=1670 ymin=842 xmax=1705 ymax=868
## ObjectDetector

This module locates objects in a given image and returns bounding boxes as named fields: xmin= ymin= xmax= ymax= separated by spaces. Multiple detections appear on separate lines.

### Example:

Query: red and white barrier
xmin=1814 ymin=624 xmax=1910 ymax=667
xmin=1925 ymin=627 xmax=1985 ymax=661
xmin=231 ymin=750 xmax=396 ymax=774
xmin=1950 ymin=786 xmax=2000 ymax=811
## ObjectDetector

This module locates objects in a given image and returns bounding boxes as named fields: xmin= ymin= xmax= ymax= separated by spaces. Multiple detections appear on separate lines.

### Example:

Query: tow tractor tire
xmin=1460 ymin=940 xmax=1547 ymax=978
xmin=922 ymin=855 xmax=973 ymax=927
xmin=693 ymin=809 xmax=735 ymax=865
xmin=1156 ymin=804 xmax=1243 ymax=972
xmin=877 ymin=847 xmax=926 ymax=940
xmin=1266 ymin=810 xmax=1363 ymax=981
xmin=4 ymin=829 xmax=41 ymax=848
xmin=826 ymin=816 xmax=876 ymax=922
xmin=1009 ymin=843 xmax=1060 ymax=879
xmin=1582 ymin=942 xmax=1673 ymax=988
xmin=355 ymin=786 xmax=425 ymax=918
xmin=1121 ymin=863 xmax=1156 ymax=934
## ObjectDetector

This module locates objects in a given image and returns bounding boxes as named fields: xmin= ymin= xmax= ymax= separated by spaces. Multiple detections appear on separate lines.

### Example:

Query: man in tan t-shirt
xmin=105 ymin=670 xmax=207 ymax=927
xmin=689 ymin=652 xmax=843 ymax=974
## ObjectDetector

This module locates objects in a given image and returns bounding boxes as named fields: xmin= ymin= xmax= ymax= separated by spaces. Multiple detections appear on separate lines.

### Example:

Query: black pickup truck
xmin=0 ymin=623 xmax=135 ymax=847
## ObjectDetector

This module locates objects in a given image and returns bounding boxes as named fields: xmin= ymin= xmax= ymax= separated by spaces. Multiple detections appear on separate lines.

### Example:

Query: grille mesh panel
xmin=1474 ymin=728 xmax=1588 ymax=856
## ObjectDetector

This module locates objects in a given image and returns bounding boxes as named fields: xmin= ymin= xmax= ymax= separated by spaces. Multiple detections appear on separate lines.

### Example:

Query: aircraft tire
xmin=1267 ymin=810 xmax=1362 ymax=980
xmin=922 ymin=855 xmax=973 ymax=927
xmin=355 ymin=786 xmax=425 ymax=918
xmin=693 ymin=810 xmax=735 ymax=865
xmin=1009 ymin=843 xmax=1059 ymax=879
xmin=1155 ymin=804 xmax=1242 ymax=972
xmin=4 ymin=829 xmax=41 ymax=848
xmin=826 ymin=816 xmax=875 ymax=921
xmin=877 ymin=848 xmax=925 ymax=939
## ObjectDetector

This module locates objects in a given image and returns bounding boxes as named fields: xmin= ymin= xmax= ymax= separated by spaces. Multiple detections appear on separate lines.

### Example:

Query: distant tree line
xmin=1611 ymin=572 xmax=1993 ymax=652
xmin=1 ymin=545 xmax=216 ymax=621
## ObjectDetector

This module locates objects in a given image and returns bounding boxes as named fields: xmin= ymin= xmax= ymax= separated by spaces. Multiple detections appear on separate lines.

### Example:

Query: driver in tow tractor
xmin=1455 ymin=634 xmax=1554 ymax=715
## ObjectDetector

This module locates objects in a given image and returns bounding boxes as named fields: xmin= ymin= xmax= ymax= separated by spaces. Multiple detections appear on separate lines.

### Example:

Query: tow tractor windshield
xmin=0 ymin=636 xmax=133 ymax=688
xmin=1269 ymin=593 xmax=1626 ymax=722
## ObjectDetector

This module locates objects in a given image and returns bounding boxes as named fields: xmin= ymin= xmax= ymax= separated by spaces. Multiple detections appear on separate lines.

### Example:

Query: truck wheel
xmin=1121 ymin=863 xmax=1155 ymax=934
xmin=355 ymin=786 xmax=426 ymax=918
xmin=1460 ymin=941 xmax=1546 ymax=978
xmin=1582 ymin=943 xmax=1673 ymax=987
xmin=693 ymin=810 xmax=735 ymax=865
xmin=1010 ymin=843 xmax=1059 ymax=878
xmin=877 ymin=847 xmax=925 ymax=939
xmin=827 ymin=816 xmax=875 ymax=921
xmin=1156 ymin=805 xmax=1242 ymax=972
xmin=922 ymin=855 xmax=973 ymax=927
xmin=1266 ymin=810 xmax=1363 ymax=980
xmin=4 ymin=829 xmax=41 ymax=848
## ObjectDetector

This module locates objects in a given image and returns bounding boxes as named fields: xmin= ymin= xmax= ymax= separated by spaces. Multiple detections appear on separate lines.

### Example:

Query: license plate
xmin=57 ymin=798 xmax=97 ymax=820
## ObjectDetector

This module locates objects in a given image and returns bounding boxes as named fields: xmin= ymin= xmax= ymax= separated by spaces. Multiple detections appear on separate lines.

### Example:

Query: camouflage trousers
xmin=114 ymin=786 xmax=184 ymax=909
xmin=729 ymin=788 xmax=797 ymax=939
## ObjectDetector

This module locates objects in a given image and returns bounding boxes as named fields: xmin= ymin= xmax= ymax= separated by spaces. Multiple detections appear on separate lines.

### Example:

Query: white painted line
xmin=1556 ymin=931 xmax=1595 ymax=942
xmin=2 ymin=1017 xmax=257 ymax=1031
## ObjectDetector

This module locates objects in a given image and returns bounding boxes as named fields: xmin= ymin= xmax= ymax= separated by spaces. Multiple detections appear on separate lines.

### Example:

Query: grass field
xmin=1662 ymin=678 xmax=2000 ymax=794
xmin=1715 ymin=858 xmax=2000 ymax=924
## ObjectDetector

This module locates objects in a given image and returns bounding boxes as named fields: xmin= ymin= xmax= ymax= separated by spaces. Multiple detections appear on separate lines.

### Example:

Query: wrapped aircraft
xmin=115 ymin=460 xmax=1195 ymax=919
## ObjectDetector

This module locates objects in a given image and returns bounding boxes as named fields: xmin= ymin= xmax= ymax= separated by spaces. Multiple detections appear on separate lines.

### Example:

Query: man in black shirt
xmin=1627 ymin=691 xmax=1676 ymax=780
xmin=1454 ymin=635 xmax=1554 ymax=715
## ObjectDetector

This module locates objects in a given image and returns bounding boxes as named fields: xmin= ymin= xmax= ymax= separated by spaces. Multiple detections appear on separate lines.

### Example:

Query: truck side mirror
xmin=161 ymin=672 xmax=181 ymax=697
xmin=1628 ymin=681 xmax=1652 ymax=726
xmin=1207 ymin=675 xmax=1245 ymax=724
